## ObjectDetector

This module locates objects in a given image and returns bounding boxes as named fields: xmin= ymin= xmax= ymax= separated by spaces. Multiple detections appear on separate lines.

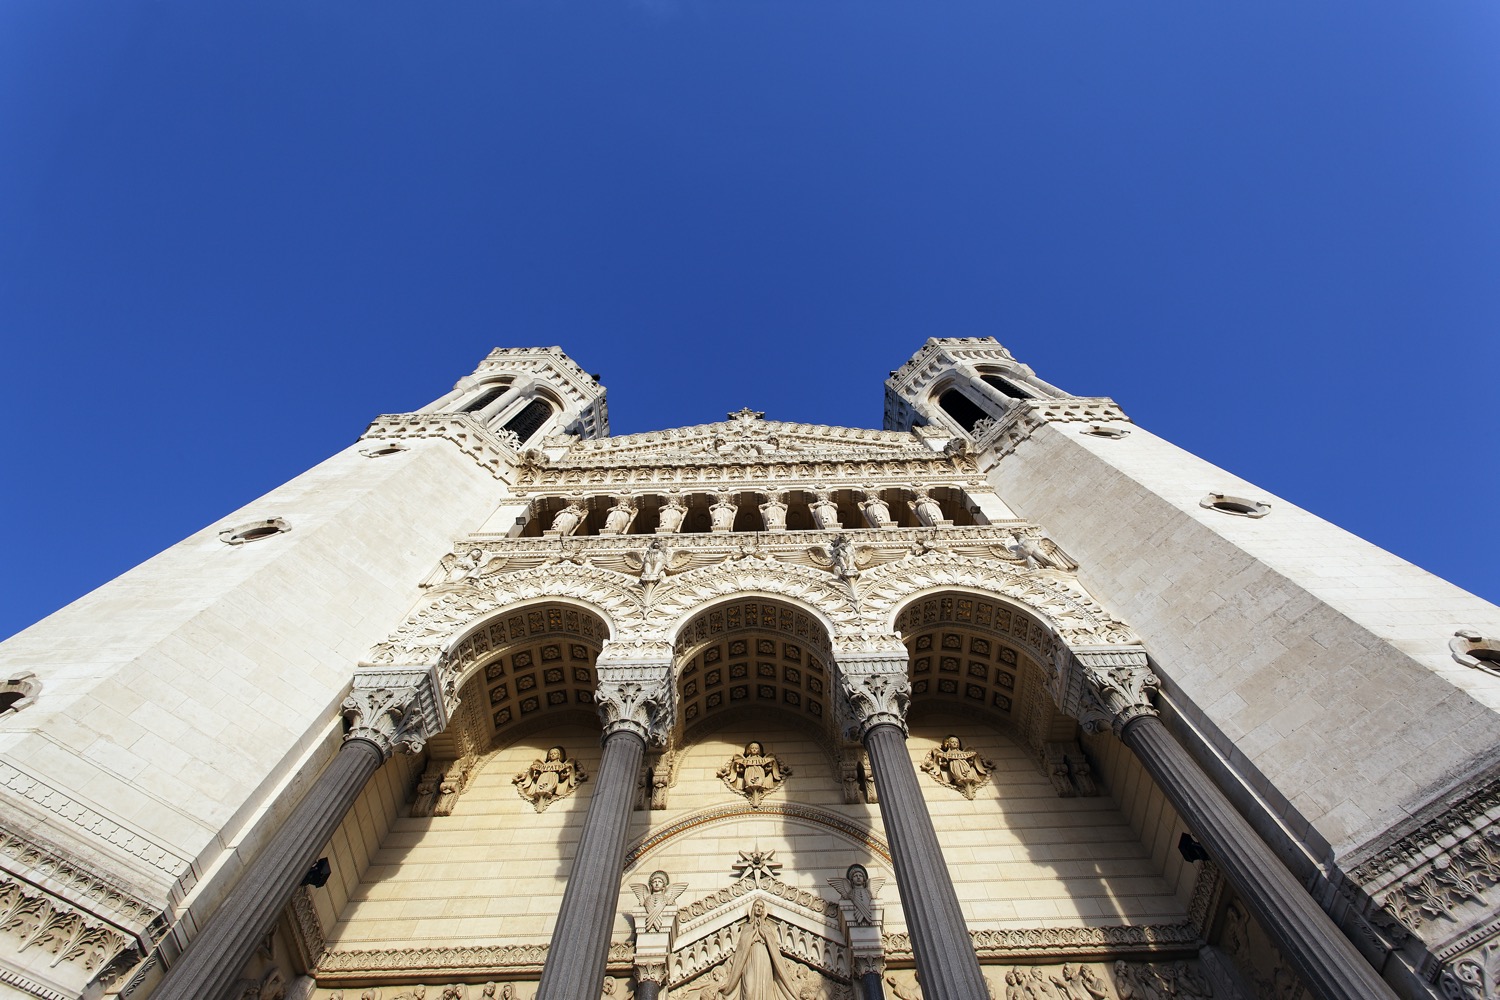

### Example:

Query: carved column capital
xmin=342 ymin=665 xmax=449 ymax=760
xmin=634 ymin=961 xmax=668 ymax=986
xmin=1053 ymin=646 xmax=1159 ymax=737
xmin=595 ymin=642 xmax=674 ymax=747
xmin=835 ymin=634 xmax=912 ymax=740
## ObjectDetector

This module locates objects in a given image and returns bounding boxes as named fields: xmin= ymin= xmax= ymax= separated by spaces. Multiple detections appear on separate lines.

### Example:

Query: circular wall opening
xmin=1199 ymin=494 xmax=1270 ymax=518
xmin=219 ymin=518 xmax=291 ymax=545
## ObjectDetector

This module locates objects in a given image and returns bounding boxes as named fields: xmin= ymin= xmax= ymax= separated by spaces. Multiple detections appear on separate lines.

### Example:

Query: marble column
xmin=1066 ymin=649 xmax=1398 ymax=1000
xmin=838 ymin=641 xmax=990 ymax=1000
xmin=474 ymin=379 xmax=533 ymax=425
xmin=535 ymin=648 xmax=674 ymax=1000
xmin=153 ymin=667 xmax=446 ymax=1000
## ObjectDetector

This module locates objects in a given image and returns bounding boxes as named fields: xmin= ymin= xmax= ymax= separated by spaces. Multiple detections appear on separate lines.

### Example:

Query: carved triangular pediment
xmin=560 ymin=415 xmax=933 ymax=466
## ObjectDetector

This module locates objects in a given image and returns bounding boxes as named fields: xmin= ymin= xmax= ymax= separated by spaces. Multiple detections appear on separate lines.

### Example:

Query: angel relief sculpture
xmin=629 ymin=869 xmax=688 ymax=932
xmin=827 ymin=864 xmax=886 ymax=926
xmin=513 ymin=746 xmax=587 ymax=812
xmin=624 ymin=539 xmax=692 ymax=584
xmin=920 ymin=735 xmax=995 ymax=800
xmin=1005 ymin=530 xmax=1079 ymax=572
xmin=718 ymin=742 xmax=791 ymax=808
xmin=808 ymin=537 xmax=872 ymax=581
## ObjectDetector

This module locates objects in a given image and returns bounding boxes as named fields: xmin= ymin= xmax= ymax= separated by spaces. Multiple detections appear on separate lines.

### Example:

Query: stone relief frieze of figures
xmin=718 ymin=742 xmax=792 ymax=808
xmin=920 ymin=735 xmax=995 ymax=800
xmin=671 ymin=900 xmax=851 ymax=1000
xmin=512 ymin=746 xmax=587 ymax=812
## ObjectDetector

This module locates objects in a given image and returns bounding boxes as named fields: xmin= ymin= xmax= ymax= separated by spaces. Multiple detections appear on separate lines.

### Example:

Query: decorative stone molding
xmin=0 ymin=874 xmax=135 ymax=979
xmin=968 ymin=397 xmax=1132 ymax=462
xmin=360 ymin=413 xmax=520 ymax=482
xmin=315 ymin=942 xmax=635 ymax=982
xmin=342 ymin=666 xmax=448 ymax=760
xmin=0 ymin=822 xmax=163 ymax=941
xmin=1375 ymin=826 xmax=1500 ymax=937
xmin=623 ymin=802 xmax=892 ymax=873
xmin=0 ymin=761 xmax=189 ymax=879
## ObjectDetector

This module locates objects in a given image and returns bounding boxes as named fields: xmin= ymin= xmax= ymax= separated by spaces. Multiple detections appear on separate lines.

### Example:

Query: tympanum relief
xmin=921 ymin=735 xmax=995 ymax=800
xmin=512 ymin=746 xmax=587 ymax=812
xmin=718 ymin=742 xmax=792 ymax=808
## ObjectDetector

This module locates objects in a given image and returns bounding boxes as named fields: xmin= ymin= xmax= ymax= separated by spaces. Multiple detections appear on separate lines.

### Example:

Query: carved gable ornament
xmin=557 ymin=417 xmax=936 ymax=466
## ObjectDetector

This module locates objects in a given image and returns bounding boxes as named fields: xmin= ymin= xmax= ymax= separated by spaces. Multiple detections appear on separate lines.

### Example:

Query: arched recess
xmin=671 ymin=595 xmax=838 ymax=739
xmin=648 ymin=561 xmax=857 ymax=645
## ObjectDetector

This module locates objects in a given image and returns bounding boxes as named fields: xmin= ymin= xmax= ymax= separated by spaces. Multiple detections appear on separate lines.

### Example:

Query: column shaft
xmin=1122 ymin=716 xmax=1395 ymax=1000
xmin=859 ymin=971 xmax=886 ymax=999
xmin=154 ymin=738 xmax=385 ymax=1000
xmin=862 ymin=723 xmax=989 ymax=1000
xmin=535 ymin=730 xmax=646 ymax=1000
xmin=635 ymin=981 xmax=661 ymax=1000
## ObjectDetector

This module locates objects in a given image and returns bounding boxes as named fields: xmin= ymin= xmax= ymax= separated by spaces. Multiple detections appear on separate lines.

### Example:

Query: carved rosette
xmin=836 ymin=636 xmax=912 ymax=740
xmin=342 ymin=666 xmax=449 ymax=760
xmin=595 ymin=643 xmax=674 ymax=747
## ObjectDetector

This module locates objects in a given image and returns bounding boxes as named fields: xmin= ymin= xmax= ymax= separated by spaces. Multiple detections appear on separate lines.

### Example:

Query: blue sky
xmin=2 ymin=1 xmax=1497 ymax=640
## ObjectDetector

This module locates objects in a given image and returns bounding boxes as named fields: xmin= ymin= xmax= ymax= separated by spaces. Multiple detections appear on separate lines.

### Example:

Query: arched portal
xmin=671 ymin=595 xmax=838 ymax=739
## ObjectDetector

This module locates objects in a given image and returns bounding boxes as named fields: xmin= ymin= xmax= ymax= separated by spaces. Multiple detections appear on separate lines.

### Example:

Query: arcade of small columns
xmin=149 ymin=588 xmax=1398 ymax=1000
xmin=523 ymin=485 xmax=980 ymax=537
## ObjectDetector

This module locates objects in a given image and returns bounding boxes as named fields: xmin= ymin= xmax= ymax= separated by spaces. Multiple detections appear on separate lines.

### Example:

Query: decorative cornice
xmin=0 ymin=822 xmax=163 ymax=939
xmin=315 ymin=941 xmax=634 ymax=981
xmin=360 ymin=413 xmax=519 ymax=481
xmin=0 ymin=874 xmax=136 ymax=979
xmin=971 ymin=398 xmax=1131 ymax=463
xmin=0 ymin=761 xmax=189 ymax=882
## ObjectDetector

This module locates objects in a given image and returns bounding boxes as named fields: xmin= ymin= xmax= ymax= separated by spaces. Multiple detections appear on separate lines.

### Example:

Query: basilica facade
xmin=2 ymin=339 xmax=1499 ymax=1000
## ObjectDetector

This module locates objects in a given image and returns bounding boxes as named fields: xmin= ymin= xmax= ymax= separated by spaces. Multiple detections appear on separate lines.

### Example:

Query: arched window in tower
xmin=503 ymin=398 xmax=554 ymax=444
xmin=981 ymin=374 xmax=1033 ymax=399
xmin=460 ymin=383 xmax=510 ymax=413
xmin=937 ymin=389 xmax=988 ymax=433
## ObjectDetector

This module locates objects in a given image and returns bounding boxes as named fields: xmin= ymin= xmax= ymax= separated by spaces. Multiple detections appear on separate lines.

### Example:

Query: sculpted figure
xmin=657 ymin=493 xmax=687 ymax=533
xmin=717 ymin=900 xmax=800 ymax=999
xmin=630 ymin=869 xmax=688 ymax=931
xmin=908 ymin=488 xmax=946 ymax=527
xmin=1078 ymin=965 xmax=1112 ymax=1000
xmin=601 ymin=496 xmax=636 ymax=535
xmin=718 ymin=741 xmax=791 ymax=808
xmin=549 ymin=500 xmax=587 ymax=536
xmin=513 ymin=746 xmax=586 ymax=812
xmin=436 ymin=547 xmax=484 ymax=585
xmin=809 ymin=491 xmax=841 ymax=530
xmin=827 ymin=863 xmax=886 ymax=925
xmin=710 ymin=492 xmax=739 ymax=532
xmin=808 ymin=537 xmax=871 ymax=581
xmin=1007 ymin=531 xmax=1078 ymax=572
xmin=858 ymin=493 xmax=893 ymax=528
xmin=759 ymin=493 xmax=789 ymax=531
xmin=920 ymin=735 xmax=994 ymax=799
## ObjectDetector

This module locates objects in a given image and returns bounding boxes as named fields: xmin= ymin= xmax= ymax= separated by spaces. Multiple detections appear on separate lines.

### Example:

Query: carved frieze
xmin=0 ymin=874 xmax=135 ymax=981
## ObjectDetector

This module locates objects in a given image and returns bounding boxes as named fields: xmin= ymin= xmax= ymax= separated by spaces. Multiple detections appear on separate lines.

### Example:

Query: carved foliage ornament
xmin=0 ymin=875 xmax=133 ymax=975
xmin=840 ymin=667 xmax=911 ymax=738
xmin=1077 ymin=661 xmax=1161 ymax=737
xmin=342 ymin=686 xmax=430 ymax=759
xmin=597 ymin=670 xmax=674 ymax=747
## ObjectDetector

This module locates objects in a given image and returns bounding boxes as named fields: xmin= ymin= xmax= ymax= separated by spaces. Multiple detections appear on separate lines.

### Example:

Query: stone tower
xmin=1 ymin=339 xmax=1497 ymax=1000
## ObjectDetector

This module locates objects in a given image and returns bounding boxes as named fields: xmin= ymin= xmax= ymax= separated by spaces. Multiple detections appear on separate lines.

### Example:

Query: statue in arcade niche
xmin=513 ymin=746 xmax=587 ymax=812
xmin=920 ymin=735 xmax=995 ymax=800
xmin=657 ymin=492 xmax=687 ymax=534
xmin=718 ymin=741 xmax=791 ymax=808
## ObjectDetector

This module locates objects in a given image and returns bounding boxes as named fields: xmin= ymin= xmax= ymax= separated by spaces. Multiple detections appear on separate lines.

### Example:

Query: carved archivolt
xmin=859 ymin=552 xmax=1137 ymax=650
xmin=649 ymin=561 xmax=856 ymax=642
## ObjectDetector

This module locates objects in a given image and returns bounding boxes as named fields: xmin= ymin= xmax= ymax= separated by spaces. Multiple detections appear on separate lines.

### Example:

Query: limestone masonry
xmin=2 ymin=339 xmax=1498 ymax=1000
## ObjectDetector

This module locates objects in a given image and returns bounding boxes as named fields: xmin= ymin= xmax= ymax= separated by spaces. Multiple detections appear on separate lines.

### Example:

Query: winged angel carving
xmin=629 ymin=869 xmax=689 ymax=931
xmin=622 ymin=539 xmax=694 ymax=584
xmin=807 ymin=537 xmax=875 ymax=581
xmin=827 ymin=863 xmax=886 ymax=925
